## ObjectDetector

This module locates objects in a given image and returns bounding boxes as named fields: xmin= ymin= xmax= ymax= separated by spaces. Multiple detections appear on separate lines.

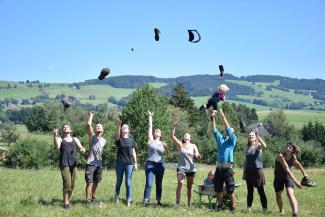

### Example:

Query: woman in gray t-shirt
xmin=143 ymin=111 xmax=168 ymax=205
xmin=170 ymin=117 xmax=201 ymax=208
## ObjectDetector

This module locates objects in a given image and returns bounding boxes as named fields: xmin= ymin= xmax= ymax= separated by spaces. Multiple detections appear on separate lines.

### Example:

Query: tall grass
xmin=0 ymin=166 xmax=324 ymax=217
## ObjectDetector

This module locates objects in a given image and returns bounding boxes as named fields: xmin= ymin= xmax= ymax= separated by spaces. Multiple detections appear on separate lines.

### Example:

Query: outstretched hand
xmin=254 ymin=128 xmax=259 ymax=136
xmin=148 ymin=110 xmax=154 ymax=116
xmin=171 ymin=117 xmax=179 ymax=127
xmin=53 ymin=128 xmax=58 ymax=136
xmin=89 ymin=111 xmax=94 ymax=116
xmin=115 ymin=116 xmax=122 ymax=126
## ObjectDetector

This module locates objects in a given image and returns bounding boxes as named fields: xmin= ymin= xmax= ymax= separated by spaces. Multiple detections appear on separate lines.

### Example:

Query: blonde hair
xmin=219 ymin=84 xmax=229 ymax=93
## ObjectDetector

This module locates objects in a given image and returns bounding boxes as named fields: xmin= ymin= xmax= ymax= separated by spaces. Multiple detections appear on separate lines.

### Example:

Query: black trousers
xmin=246 ymin=181 xmax=267 ymax=209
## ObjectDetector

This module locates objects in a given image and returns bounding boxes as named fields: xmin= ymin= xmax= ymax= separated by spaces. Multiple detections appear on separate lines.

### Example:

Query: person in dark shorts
xmin=114 ymin=116 xmax=138 ymax=207
xmin=143 ymin=111 xmax=169 ymax=206
xmin=242 ymin=129 xmax=268 ymax=212
xmin=53 ymin=125 xmax=86 ymax=210
xmin=170 ymin=117 xmax=201 ymax=208
xmin=210 ymin=108 xmax=237 ymax=213
xmin=274 ymin=142 xmax=308 ymax=217
xmin=85 ymin=112 xmax=106 ymax=205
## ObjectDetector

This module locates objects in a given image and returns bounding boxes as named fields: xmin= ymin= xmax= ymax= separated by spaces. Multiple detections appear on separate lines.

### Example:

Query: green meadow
xmin=0 ymin=167 xmax=324 ymax=217
xmin=257 ymin=110 xmax=325 ymax=129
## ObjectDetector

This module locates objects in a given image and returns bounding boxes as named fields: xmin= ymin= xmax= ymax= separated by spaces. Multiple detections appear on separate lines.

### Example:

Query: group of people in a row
xmin=53 ymin=109 xmax=309 ymax=217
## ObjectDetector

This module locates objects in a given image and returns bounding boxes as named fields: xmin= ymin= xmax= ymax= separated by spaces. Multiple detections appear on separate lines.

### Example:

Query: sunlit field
xmin=0 ymin=166 xmax=324 ymax=217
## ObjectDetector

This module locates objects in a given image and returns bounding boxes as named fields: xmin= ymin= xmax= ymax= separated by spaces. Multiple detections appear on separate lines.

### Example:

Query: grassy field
xmin=227 ymin=80 xmax=318 ymax=104
xmin=257 ymin=110 xmax=325 ymax=129
xmin=0 ymin=166 xmax=324 ymax=217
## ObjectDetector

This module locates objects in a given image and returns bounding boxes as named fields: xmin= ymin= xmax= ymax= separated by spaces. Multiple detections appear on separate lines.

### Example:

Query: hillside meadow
xmin=0 ymin=166 xmax=324 ymax=217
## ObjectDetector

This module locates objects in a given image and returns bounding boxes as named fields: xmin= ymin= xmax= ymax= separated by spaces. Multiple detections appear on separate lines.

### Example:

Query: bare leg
xmin=86 ymin=183 xmax=93 ymax=201
xmin=229 ymin=193 xmax=236 ymax=209
xmin=176 ymin=172 xmax=185 ymax=203
xmin=276 ymin=191 xmax=284 ymax=215
xmin=286 ymin=187 xmax=298 ymax=215
xmin=92 ymin=182 xmax=98 ymax=199
xmin=216 ymin=192 xmax=223 ymax=206
xmin=186 ymin=176 xmax=194 ymax=206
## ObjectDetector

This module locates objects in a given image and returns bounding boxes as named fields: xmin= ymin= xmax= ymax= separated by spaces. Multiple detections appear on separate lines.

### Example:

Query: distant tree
xmin=7 ymin=84 xmax=11 ymax=89
xmin=0 ymin=123 xmax=19 ymax=146
xmin=26 ymin=106 xmax=49 ymax=132
xmin=169 ymin=83 xmax=200 ymax=127
xmin=122 ymin=84 xmax=171 ymax=163
xmin=263 ymin=109 xmax=295 ymax=140
xmin=301 ymin=121 xmax=325 ymax=147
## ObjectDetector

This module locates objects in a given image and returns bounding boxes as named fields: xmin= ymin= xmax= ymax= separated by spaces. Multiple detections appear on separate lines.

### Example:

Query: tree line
xmin=1 ymin=84 xmax=324 ymax=169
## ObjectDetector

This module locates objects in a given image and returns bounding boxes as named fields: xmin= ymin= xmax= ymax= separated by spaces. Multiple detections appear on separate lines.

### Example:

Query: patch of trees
xmin=2 ymin=85 xmax=325 ymax=169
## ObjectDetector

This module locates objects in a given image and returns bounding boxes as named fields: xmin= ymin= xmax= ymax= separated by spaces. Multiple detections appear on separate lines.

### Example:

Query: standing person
xmin=274 ymin=142 xmax=307 ymax=217
xmin=143 ymin=111 xmax=169 ymax=206
xmin=114 ymin=116 xmax=138 ymax=207
xmin=170 ymin=117 xmax=201 ymax=208
xmin=242 ymin=129 xmax=268 ymax=212
xmin=85 ymin=112 xmax=106 ymax=205
xmin=210 ymin=109 xmax=237 ymax=213
xmin=53 ymin=125 xmax=86 ymax=210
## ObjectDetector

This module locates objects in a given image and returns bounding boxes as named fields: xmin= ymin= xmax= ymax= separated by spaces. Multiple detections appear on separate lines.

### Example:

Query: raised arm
xmin=87 ymin=112 xmax=94 ymax=143
xmin=147 ymin=110 xmax=154 ymax=143
xmin=293 ymin=158 xmax=308 ymax=177
xmin=219 ymin=108 xmax=230 ymax=129
xmin=277 ymin=154 xmax=302 ymax=188
xmin=115 ymin=116 xmax=122 ymax=142
xmin=53 ymin=129 xmax=62 ymax=149
xmin=170 ymin=117 xmax=182 ymax=150
xmin=255 ymin=128 xmax=267 ymax=150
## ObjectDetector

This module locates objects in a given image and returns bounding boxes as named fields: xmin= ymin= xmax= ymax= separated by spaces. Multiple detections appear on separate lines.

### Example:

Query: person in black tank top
xmin=53 ymin=124 xmax=86 ymax=210
xmin=273 ymin=142 xmax=308 ymax=217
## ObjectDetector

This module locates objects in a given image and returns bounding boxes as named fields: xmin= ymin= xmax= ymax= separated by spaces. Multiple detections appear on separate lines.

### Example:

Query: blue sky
xmin=0 ymin=0 xmax=325 ymax=83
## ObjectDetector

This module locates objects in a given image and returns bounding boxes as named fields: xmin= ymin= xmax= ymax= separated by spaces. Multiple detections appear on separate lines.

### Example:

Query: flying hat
xmin=98 ymin=68 xmax=110 ymax=80
xmin=154 ymin=28 xmax=160 ymax=41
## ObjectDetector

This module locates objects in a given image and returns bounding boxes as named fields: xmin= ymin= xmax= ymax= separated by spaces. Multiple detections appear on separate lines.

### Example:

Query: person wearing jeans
xmin=114 ymin=116 xmax=138 ymax=207
xmin=143 ymin=111 xmax=168 ymax=206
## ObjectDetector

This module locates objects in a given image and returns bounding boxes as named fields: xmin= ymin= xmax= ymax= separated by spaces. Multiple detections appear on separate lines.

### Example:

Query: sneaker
xmin=292 ymin=213 xmax=298 ymax=217
xmin=86 ymin=199 xmax=92 ymax=206
xmin=216 ymin=204 xmax=224 ymax=212
xmin=187 ymin=203 xmax=192 ymax=208
xmin=229 ymin=207 xmax=236 ymax=215
xmin=63 ymin=203 xmax=70 ymax=210
xmin=91 ymin=198 xmax=99 ymax=205
xmin=157 ymin=200 xmax=162 ymax=206
xmin=143 ymin=199 xmax=149 ymax=206
xmin=115 ymin=195 xmax=119 ymax=204
xmin=175 ymin=202 xmax=180 ymax=208
xmin=127 ymin=201 xmax=131 ymax=207
xmin=98 ymin=68 xmax=110 ymax=80
xmin=199 ymin=105 xmax=206 ymax=111
xmin=154 ymin=28 xmax=160 ymax=41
